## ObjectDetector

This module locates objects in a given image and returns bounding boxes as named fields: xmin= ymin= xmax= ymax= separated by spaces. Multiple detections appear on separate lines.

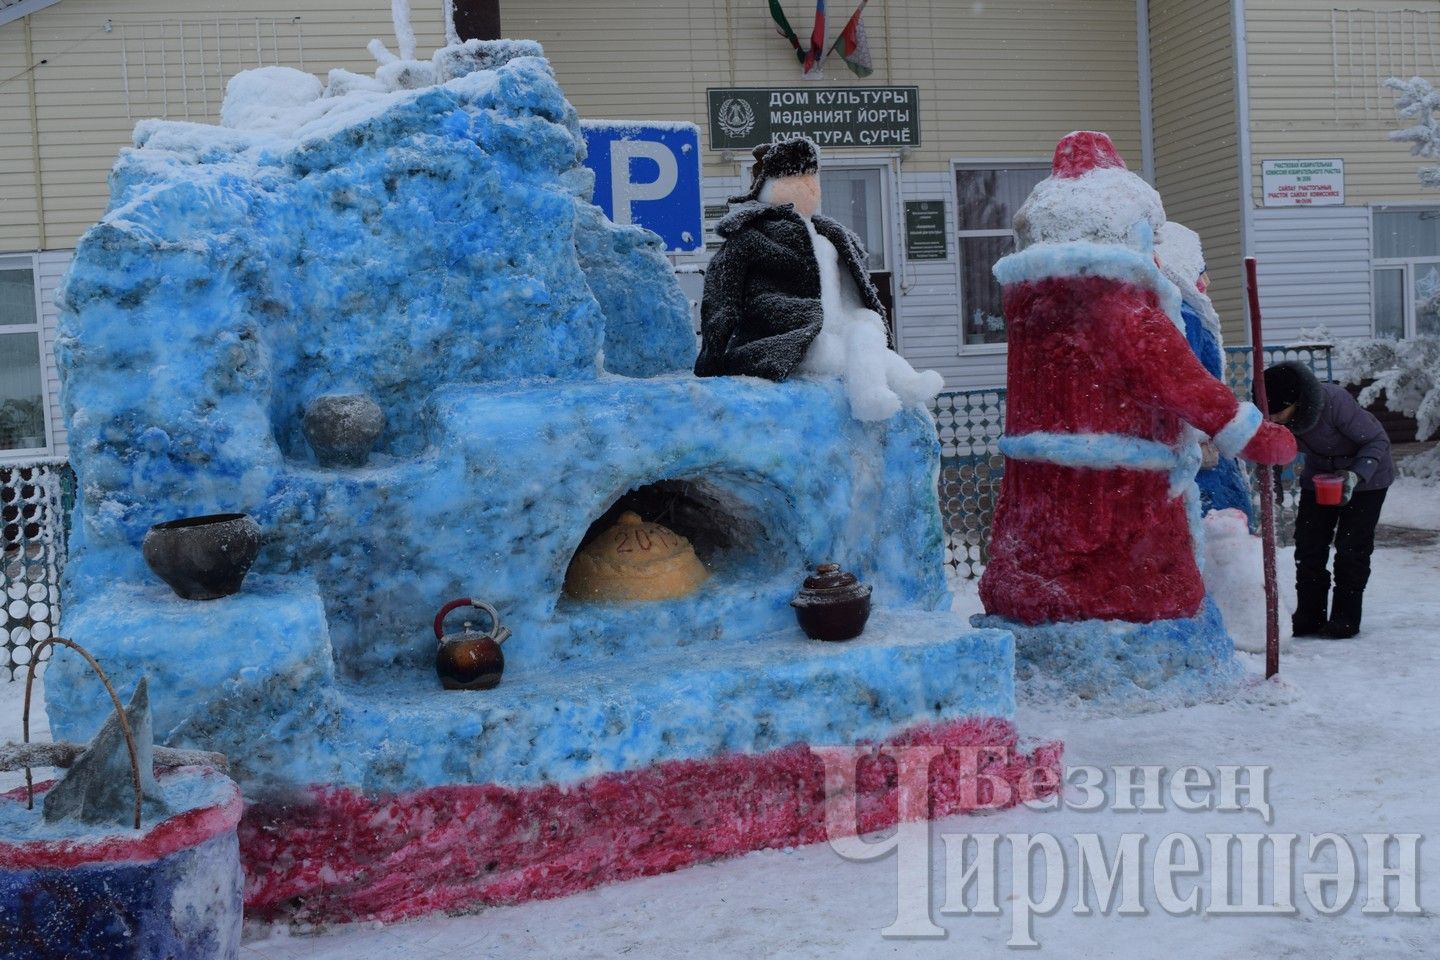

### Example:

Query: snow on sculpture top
xmin=1013 ymin=130 xmax=1166 ymax=250
xmin=56 ymin=38 xmax=695 ymax=588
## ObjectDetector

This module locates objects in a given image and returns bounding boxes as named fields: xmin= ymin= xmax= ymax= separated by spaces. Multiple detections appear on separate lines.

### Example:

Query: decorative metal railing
xmin=0 ymin=461 xmax=73 ymax=681
xmin=931 ymin=388 xmax=1007 ymax=582
xmin=1222 ymin=344 xmax=1334 ymax=400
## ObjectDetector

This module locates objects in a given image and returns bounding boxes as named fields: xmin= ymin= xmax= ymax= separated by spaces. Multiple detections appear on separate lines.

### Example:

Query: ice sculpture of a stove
xmin=47 ymin=40 xmax=1058 ymax=921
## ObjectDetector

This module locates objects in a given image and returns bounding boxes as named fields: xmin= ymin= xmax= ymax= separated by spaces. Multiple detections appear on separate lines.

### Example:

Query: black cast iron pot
xmin=142 ymin=513 xmax=261 ymax=601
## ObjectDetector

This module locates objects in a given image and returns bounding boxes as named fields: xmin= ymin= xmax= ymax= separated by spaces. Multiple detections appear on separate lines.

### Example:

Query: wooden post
xmin=1246 ymin=257 xmax=1281 ymax=679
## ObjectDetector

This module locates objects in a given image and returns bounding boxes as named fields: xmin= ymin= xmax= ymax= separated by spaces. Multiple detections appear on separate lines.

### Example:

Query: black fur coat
xmin=694 ymin=201 xmax=888 ymax=381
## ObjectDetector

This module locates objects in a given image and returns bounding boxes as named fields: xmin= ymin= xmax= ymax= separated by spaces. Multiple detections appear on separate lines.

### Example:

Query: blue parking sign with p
xmin=581 ymin=121 xmax=704 ymax=253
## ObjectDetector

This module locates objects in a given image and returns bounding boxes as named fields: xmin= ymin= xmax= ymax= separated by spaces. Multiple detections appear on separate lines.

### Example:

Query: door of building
xmin=819 ymin=165 xmax=894 ymax=338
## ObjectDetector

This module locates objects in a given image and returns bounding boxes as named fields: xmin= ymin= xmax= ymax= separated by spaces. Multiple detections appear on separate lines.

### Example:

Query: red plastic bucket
xmin=1313 ymin=473 xmax=1345 ymax=505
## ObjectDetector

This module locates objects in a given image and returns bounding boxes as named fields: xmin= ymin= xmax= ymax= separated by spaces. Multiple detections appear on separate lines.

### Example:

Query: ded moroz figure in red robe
xmin=978 ymin=132 xmax=1296 ymax=629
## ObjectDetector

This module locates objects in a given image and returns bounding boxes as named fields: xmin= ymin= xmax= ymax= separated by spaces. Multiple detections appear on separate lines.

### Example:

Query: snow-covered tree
xmin=1336 ymin=336 xmax=1439 ymax=438
xmin=1335 ymin=335 xmax=1440 ymax=476
xmin=1384 ymin=76 xmax=1440 ymax=187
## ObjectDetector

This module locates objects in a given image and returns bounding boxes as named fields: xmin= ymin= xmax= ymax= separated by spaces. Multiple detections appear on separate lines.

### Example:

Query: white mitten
xmin=886 ymin=354 xmax=945 ymax=405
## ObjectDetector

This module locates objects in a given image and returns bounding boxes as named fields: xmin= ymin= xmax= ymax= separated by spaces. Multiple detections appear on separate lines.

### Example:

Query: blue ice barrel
xmin=0 ymin=767 xmax=243 ymax=960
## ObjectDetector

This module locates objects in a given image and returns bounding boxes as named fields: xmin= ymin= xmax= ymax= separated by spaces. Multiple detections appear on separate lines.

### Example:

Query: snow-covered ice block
xmin=417 ymin=376 xmax=950 ymax=673
xmin=227 ymin=607 xmax=1052 ymax=922
xmin=973 ymin=597 xmax=1243 ymax=703
xmin=45 ymin=35 xmax=1041 ymax=923
xmin=48 ymin=576 xmax=333 ymax=775
xmin=302 ymin=610 xmax=1017 ymax=791
xmin=54 ymin=377 xmax=950 ymax=715
xmin=573 ymin=198 xmax=696 ymax=378
xmin=50 ymin=386 xmax=959 ymax=789
xmin=55 ymin=51 xmax=693 ymax=516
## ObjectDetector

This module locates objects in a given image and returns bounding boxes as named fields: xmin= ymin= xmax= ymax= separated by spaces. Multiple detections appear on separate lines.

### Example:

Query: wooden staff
xmin=1245 ymin=257 xmax=1281 ymax=679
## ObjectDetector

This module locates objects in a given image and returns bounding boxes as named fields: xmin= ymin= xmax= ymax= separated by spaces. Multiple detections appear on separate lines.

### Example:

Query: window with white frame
xmin=0 ymin=257 xmax=48 ymax=455
xmin=955 ymin=164 xmax=1048 ymax=346
xmin=1372 ymin=208 xmax=1440 ymax=339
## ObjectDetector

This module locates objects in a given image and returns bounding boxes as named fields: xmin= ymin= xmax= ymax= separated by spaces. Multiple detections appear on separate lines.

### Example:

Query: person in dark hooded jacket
xmin=1263 ymin=361 xmax=1394 ymax=639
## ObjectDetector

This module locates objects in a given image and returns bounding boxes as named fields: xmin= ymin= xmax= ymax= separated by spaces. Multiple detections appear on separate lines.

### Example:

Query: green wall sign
xmin=706 ymin=86 xmax=921 ymax=150
xmin=904 ymin=200 xmax=947 ymax=261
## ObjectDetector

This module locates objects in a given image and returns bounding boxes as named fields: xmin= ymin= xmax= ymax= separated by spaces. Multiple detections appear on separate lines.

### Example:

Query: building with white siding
xmin=2 ymin=0 xmax=1438 ymax=465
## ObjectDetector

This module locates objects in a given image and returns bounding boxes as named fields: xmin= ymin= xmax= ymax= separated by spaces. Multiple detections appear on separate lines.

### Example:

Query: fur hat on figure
xmin=1013 ymin=131 xmax=1166 ymax=250
xmin=728 ymin=136 xmax=821 ymax=204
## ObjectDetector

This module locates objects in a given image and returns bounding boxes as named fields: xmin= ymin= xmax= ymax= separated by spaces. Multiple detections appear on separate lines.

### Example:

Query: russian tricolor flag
xmin=803 ymin=0 xmax=827 ymax=74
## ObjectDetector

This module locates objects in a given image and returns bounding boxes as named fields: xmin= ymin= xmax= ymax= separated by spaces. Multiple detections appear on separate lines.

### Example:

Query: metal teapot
xmin=433 ymin=598 xmax=511 ymax=690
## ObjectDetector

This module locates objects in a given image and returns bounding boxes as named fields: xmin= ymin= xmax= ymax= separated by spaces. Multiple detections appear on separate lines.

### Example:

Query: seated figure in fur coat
xmin=694 ymin=137 xmax=944 ymax=421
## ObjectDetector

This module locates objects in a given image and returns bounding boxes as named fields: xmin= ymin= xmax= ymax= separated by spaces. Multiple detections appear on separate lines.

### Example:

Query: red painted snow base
xmin=239 ymin=717 xmax=1062 ymax=924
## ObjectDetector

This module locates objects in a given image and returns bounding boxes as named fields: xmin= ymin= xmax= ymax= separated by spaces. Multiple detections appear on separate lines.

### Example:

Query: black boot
xmin=1292 ymin=581 xmax=1330 ymax=638
xmin=1322 ymin=589 xmax=1364 ymax=639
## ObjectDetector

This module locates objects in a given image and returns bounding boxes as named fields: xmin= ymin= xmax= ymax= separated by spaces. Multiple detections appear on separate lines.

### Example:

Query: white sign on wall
xmin=1261 ymin=159 xmax=1345 ymax=206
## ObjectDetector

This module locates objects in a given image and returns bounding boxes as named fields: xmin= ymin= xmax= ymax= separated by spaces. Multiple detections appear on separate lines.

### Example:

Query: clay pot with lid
xmin=564 ymin=511 xmax=708 ymax=602
xmin=791 ymin=563 xmax=872 ymax=641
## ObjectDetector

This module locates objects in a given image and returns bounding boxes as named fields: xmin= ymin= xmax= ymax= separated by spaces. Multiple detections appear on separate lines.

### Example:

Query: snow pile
xmin=1201 ymin=508 xmax=1294 ymax=653
xmin=218 ymin=66 xmax=327 ymax=131
xmin=1400 ymin=444 xmax=1440 ymax=479
xmin=211 ymin=39 xmax=556 ymax=147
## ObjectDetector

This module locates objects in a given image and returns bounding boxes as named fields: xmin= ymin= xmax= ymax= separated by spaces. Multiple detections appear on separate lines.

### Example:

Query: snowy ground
xmin=3 ymin=476 xmax=1436 ymax=958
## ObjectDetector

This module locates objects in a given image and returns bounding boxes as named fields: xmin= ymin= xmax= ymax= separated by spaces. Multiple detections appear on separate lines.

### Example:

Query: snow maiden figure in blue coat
xmin=1155 ymin=222 xmax=1254 ymax=519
